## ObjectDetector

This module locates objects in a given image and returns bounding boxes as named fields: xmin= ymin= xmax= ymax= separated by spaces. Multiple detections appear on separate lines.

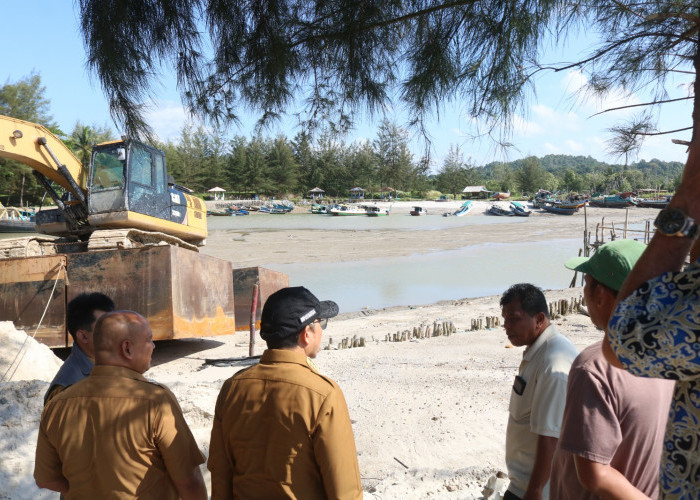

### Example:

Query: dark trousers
xmin=503 ymin=491 xmax=522 ymax=500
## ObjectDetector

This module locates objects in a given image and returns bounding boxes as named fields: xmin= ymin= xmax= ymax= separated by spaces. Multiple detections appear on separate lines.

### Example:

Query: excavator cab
xmin=72 ymin=139 xmax=205 ymax=244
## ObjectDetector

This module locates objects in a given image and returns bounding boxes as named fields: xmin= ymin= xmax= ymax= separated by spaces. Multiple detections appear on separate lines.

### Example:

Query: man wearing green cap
xmin=549 ymin=240 xmax=674 ymax=499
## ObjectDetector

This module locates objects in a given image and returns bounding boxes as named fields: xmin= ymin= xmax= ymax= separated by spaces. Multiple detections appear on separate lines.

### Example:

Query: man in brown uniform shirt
xmin=34 ymin=311 xmax=207 ymax=500
xmin=208 ymin=286 xmax=363 ymax=500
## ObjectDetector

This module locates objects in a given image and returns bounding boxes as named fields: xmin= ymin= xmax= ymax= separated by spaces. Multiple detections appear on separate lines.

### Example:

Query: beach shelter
xmin=350 ymin=187 xmax=365 ymax=200
xmin=380 ymin=186 xmax=395 ymax=200
xmin=462 ymin=186 xmax=489 ymax=199
xmin=207 ymin=186 xmax=226 ymax=200
xmin=308 ymin=187 xmax=325 ymax=201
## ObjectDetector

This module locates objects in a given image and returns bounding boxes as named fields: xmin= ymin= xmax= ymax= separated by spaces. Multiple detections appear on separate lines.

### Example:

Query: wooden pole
xmin=624 ymin=208 xmax=629 ymax=239
xmin=249 ymin=282 xmax=259 ymax=357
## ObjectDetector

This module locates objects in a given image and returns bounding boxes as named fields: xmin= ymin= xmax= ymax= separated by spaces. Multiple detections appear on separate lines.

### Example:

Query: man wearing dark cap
xmin=208 ymin=286 xmax=362 ymax=500
xmin=549 ymin=240 xmax=674 ymax=499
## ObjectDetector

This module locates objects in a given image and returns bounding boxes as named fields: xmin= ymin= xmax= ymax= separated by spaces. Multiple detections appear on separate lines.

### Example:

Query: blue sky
xmin=3 ymin=2 xmax=691 ymax=171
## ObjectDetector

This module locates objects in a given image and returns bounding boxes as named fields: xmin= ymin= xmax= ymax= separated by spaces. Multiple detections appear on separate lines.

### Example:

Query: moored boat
xmin=410 ymin=206 xmax=428 ymax=216
xmin=588 ymin=193 xmax=636 ymax=208
xmin=510 ymin=201 xmax=531 ymax=216
xmin=329 ymin=204 xmax=366 ymax=216
xmin=310 ymin=204 xmax=328 ymax=214
xmin=488 ymin=204 xmax=514 ymax=216
xmin=363 ymin=205 xmax=390 ymax=216
xmin=541 ymin=204 xmax=577 ymax=215
xmin=0 ymin=205 xmax=36 ymax=232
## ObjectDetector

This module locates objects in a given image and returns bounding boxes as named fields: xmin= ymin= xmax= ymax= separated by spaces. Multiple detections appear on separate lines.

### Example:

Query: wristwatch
xmin=654 ymin=207 xmax=699 ymax=238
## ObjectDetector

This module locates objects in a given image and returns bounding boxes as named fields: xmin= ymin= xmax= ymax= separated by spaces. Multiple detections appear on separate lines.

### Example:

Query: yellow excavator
xmin=0 ymin=114 xmax=287 ymax=347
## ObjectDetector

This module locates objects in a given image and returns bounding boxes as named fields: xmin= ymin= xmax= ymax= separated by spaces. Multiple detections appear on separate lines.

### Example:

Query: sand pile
xmin=0 ymin=322 xmax=60 ymax=499
xmin=0 ymin=322 xmax=62 ymax=383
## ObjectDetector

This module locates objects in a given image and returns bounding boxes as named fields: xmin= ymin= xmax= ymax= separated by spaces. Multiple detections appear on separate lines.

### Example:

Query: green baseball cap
xmin=564 ymin=239 xmax=647 ymax=291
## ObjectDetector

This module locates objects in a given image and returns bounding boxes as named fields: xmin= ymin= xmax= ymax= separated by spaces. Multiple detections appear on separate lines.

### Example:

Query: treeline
xmin=0 ymin=75 xmax=685 ymax=206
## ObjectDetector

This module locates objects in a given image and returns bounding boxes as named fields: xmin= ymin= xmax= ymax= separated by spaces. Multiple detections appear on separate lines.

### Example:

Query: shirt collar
xmin=523 ymin=323 xmax=557 ymax=361
xmin=261 ymin=349 xmax=313 ymax=368
xmin=90 ymin=365 xmax=148 ymax=382
xmin=71 ymin=343 xmax=94 ymax=374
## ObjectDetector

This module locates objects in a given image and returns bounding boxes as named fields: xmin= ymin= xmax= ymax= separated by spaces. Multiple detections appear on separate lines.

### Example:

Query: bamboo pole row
xmin=384 ymin=321 xmax=457 ymax=343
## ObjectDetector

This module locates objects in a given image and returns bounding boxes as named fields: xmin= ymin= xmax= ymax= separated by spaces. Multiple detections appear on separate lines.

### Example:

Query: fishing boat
xmin=588 ymin=193 xmax=636 ymax=208
xmin=634 ymin=197 xmax=671 ymax=209
xmin=488 ymin=204 xmax=513 ymax=216
xmin=541 ymin=204 xmax=577 ymax=215
xmin=329 ymin=204 xmax=366 ymax=216
xmin=443 ymin=200 xmax=473 ymax=217
xmin=453 ymin=200 xmax=473 ymax=217
xmin=491 ymin=191 xmax=511 ymax=201
xmin=310 ymin=203 xmax=328 ymax=214
xmin=364 ymin=205 xmax=390 ymax=216
xmin=207 ymin=209 xmax=230 ymax=216
xmin=510 ymin=201 xmax=531 ymax=217
xmin=410 ymin=206 xmax=428 ymax=216
xmin=557 ymin=200 xmax=588 ymax=210
xmin=226 ymin=206 xmax=249 ymax=216
xmin=0 ymin=205 xmax=36 ymax=232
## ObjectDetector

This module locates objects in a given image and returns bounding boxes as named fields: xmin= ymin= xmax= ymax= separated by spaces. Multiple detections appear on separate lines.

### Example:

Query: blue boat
xmin=541 ymin=204 xmax=577 ymax=215
xmin=444 ymin=200 xmax=473 ymax=217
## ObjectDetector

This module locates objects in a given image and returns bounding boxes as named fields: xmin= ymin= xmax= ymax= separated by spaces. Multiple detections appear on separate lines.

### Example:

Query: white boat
xmin=410 ymin=206 xmax=428 ymax=216
xmin=329 ymin=204 xmax=367 ymax=216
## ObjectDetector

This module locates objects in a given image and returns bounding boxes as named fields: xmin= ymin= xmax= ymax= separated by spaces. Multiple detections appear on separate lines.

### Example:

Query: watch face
xmin=656 ymin=208 xmax=686 ymax=234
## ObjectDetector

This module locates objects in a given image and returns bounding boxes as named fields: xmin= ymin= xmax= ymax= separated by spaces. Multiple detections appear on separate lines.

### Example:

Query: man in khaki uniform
xmin=34 ymin=311 xmax=207 ymax=500
xmin=208 ymin=286 xmax=362 ymax=500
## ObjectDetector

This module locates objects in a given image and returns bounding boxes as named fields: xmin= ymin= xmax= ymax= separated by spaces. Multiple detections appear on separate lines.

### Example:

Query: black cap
xmin=260 ymin=287 xmax=339 ymax=341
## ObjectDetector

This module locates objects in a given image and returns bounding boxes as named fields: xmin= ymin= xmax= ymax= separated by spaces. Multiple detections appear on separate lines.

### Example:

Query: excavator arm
xmin=0 ymin=115 xmax=87 ymax=200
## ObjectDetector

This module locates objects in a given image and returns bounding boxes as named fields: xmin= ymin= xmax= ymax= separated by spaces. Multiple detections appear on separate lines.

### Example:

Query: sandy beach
xmin=0 ymin=202 xmax=660 ymax=499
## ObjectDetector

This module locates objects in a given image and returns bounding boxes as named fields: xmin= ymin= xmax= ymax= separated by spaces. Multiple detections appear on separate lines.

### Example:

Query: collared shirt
xmin=34 ymin=365 xmax=205 ymax=499
xmin=208 ymin=349 xmax=362 ymax=500
xmin=549 ymin=342 xmax=674 ymax=499
xmin=44 ymin=343 xmax=93 ymax=404
xmin=609 ymin=259 xmax=700 ymax=498
xmin=505 ymin=324 xmax=578 ymax=498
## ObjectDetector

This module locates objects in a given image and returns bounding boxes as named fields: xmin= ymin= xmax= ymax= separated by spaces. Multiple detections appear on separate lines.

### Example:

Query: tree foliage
xmin=77 ymin=1 xmax=698 ymax=160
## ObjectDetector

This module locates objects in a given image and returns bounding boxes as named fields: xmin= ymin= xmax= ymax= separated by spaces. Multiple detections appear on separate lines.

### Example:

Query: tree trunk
xmin=19 ymin=173 xmax=25 ymax=207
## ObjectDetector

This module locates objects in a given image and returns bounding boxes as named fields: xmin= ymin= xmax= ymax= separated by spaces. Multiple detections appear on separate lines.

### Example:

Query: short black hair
xmin=500 ymin=283 xmax=549 ymax=318
xmin=66 ymin=292 xmax=116 ymax=340
xmin=265 ymin=331 xmax=302 ymax=350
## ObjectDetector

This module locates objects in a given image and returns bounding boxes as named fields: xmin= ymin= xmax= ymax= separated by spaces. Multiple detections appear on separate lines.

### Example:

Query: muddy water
xmin=269 ymin=238 xmax=584 ymax=312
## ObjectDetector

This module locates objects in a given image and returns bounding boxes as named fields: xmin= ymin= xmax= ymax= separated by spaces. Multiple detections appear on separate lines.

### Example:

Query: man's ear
xmin=75 ymin=328 xmax=90 ymax=346
xmin=120 ymin=339 xmax=132 ymax=359
xmin=298 ymin=324 xmax=313 ymax=348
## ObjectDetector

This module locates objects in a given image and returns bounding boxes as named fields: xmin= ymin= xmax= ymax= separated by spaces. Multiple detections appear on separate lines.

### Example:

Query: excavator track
xmin=0 ymin=229 xmax=198 ymax=260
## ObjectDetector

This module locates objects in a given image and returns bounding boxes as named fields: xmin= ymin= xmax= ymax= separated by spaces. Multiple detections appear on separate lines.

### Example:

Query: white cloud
xmin=144 ymin=100 xmax=190 ymax=141
xmin=512 ymin=115 xmax=543 ymax=136
xmin=543 ymin=142 xmax=559 ymax=153
xmin=564 ymin=139 xmax=584 ymax=152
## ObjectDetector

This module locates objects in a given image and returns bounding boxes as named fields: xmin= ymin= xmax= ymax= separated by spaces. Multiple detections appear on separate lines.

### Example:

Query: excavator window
xmin=92 ymin=146 xmax=125 ymax=190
